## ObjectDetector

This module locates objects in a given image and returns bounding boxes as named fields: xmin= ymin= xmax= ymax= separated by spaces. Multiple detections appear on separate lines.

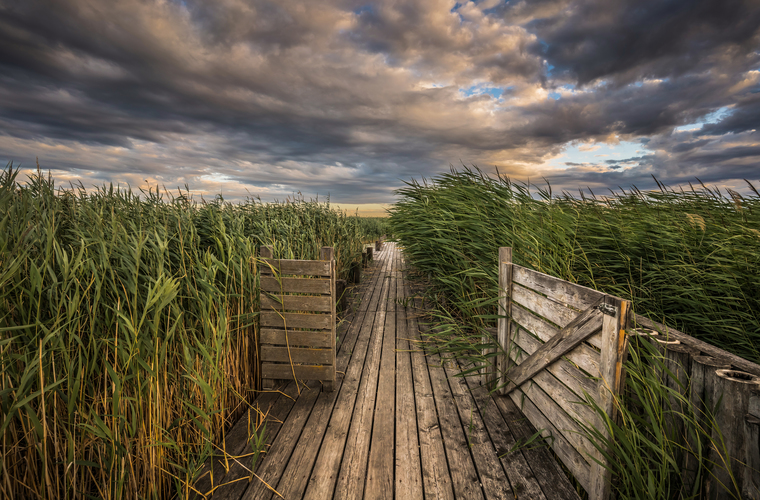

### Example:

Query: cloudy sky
xmin=1 ymin=0 xmax=758 ymax=215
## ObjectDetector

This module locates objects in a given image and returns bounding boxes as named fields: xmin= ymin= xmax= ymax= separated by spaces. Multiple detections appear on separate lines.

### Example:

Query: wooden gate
xmin=484 ymin=247 xmax=630 ymax=500
xmin=259 ymin=246 xmax=336 ymax=392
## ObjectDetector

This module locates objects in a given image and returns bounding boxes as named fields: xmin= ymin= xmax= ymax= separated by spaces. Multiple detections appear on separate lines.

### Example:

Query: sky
xmin=1 ymin=0 xmax=759 ymax=216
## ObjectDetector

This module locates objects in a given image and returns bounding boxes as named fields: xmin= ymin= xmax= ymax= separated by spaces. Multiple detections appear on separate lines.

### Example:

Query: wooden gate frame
xmin=259 ymin=246 xmax=336 ymax=392
xmin=484 ymin=247 xmax=630 ymax=500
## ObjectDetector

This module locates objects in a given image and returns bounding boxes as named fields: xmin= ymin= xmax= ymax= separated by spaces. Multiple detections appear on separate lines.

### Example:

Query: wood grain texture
xmin=502 ymin=298 xmax=604 ymax=395
xmin=261 ymin=363 xmax=333 ymax=381
xmin=259 ymin=311 xmax=332 ymax=330
xmin=496 ymin=247 xmax=513 ymax=393
xmin=260 ymin=329 xmax=332 ymax=348
xmin=260 ymin=276 xmax=331 ymax=294
xmin=260 ymin=258 xmax=331 ymax=277
xmin=261 ymin=294 xmax=332 ymax=313
xmin=512 ymin=265 xmax=603 ymax=312
xmin=260 ymin=345 xmax=333 ymax=365
xmin=512 ymin=284 xmax=578 ymax=329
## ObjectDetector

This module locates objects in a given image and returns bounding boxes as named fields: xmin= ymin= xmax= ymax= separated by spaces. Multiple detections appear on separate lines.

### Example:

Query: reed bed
xmin=388 ymin=167 xmax=759 ymax=499
xmin=0 ymin=165 xmax=386 ymax=499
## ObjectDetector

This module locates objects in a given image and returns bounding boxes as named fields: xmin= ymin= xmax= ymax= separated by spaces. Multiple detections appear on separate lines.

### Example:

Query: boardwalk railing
xmin=259 ymin=246 xmax=336 ymax=391
xmin=483 ymin=247 xmax=630 ymax=500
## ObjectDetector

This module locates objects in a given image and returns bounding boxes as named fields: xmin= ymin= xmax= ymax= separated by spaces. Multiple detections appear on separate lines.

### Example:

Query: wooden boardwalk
xmin=194 ymin=243 xmax=582 ymax=500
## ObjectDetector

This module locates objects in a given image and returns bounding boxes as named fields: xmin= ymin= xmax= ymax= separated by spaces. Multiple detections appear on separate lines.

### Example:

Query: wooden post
xmin=375 ymin=239 xmax=381 ymax=251
xmin=481 ymin=327 xmax=497 ymax=387
xmin=349 ymin=261 xmax=361 ymax=284
xmin=366 ymin=246 xmax=373 ymax=262
xmin=685 ymin=355 xmax=732 ymax=497
xmin=709 ymin=370 xmax=760 ymax=499
xmin=321 ymin=246 xmax=336 ymax=393
xmin=336 ymin=279 xmax=348 ymax=316
xmin=589 ymin=295 xmax=630 ymax=500
xmin=663 ymin=343 xmax=700 ymax=470
xmin=744 ymin=389 xmax=760 ymax=499
xmin=259 ymin=245 xmax=274 ymax=390
xmin=496 ymin=247 xmax=513 ymax=395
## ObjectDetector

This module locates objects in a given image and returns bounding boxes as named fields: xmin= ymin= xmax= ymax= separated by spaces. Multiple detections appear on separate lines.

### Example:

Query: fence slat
xmin=261 ymin=258 xmax=332 ymax=277
xmin=260 ymin=346 xmax=333 ymax=365
xmin=260 ymin=276 xmax=332 ymax=294
xmin=261 ymin=329 xmax=333 ymax=348
xmin=261 ymin=294 xmax=332 ymax=313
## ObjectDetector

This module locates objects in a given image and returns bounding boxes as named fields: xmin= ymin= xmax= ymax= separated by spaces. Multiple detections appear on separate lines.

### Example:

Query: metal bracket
xmin=596 ymin=303 xmax=618 ymax=317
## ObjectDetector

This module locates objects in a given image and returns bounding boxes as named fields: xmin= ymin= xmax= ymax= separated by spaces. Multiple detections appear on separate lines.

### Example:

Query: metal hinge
xmin=596 ymin=303 xmax=618 ymax=316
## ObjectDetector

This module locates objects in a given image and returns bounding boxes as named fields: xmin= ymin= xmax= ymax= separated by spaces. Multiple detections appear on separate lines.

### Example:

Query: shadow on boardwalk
xmin=192 ymin=243 xmax=581 ymax=500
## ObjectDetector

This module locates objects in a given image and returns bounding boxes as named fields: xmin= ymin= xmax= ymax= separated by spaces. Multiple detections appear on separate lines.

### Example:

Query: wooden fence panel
xmin=259 ymin=245 xmax=336 ymax=391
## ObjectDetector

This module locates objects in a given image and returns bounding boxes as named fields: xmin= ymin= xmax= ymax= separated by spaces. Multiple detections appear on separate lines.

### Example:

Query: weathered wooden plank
xmin=260 ymin=276 xmax=331 ymax=294
xmin=461 ymin=369 xmax=549 ymax=500
xmin=512 ymin=326 xmax=599 ymax=395
xmin=260 ymin=258 xmax=331 ymax=277
xmin=503 ymin=299 xmax=604 ymax=395
xmin=365 ymin=300 xmax=397 ymax=500
xmin=442 ymin=359 xmax=513 ymax=500
xmin=261 ymin=294 xmax=332 ymax=313
xmin=239 ymin=383 xmax=322 ymax=500
xmin=512 ymin=372 xmax=597 ymax=461
xmin=512 ymin=305 xmax=603 ymax=367
xmin=407 ymin=282 xmax=456 ymax=500
xmin=504 ymin=390 xmax=592 ymax=494
xmin=589 ymin=297 xmax=629 ymax=500
xmin=509 ymin=336 xmax=601 ymax=429
xmin=496 ymin=247 xmax=514 ymax=394
xmin=333 ymin=306 xmax=388 ymax=500
xmin=260 ymin=329 xmax=332 ymax=348
xmin=425 ymin=350 xmax=486 ymax=498
xmin=494 ymin=394 xmax=583 ymax=500
xmin=195 ymin=382 xmax=299 ymax=500
xmin=394 ymin=278 xmax=423 ymax=500
xmin=513 ymin=265 xmax=603 ymax=312
xmin=512 ymin=284 xmax=578 ymax=329
xmin=634 ymin=314 xmax=760 ymax=377
xmin=259 ymin=311 xmax=331 ymax=330
xmin=260 ymin=345 xmax=333 ymax=365
xmin=302 ymin=247 xmax=389 ymax=500
xmin=261 ymin=363 xmax=333 ymax=381
xmin=322 ymin=246 xmax=337 ymax=392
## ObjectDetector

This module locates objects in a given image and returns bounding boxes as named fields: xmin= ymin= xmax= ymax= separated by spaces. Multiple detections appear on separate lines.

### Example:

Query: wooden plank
xmin=494 ymin=394 xmax=583 ymax=500
xmin=634 ymin=314 xmax=760 ymax=377
xmin=303 ymin=252 xmax=389 ymax=500
xmin=513 ymin=265 xmax=603 ymax=312
xmin=261 ymin=294 xmax=332 ymax=313
xmin=461 ymin=370 xmax=549 ymax=500
xmin=407 ymin=282 xmax=456 ymax=500
xmin=589 ymin=297 xmax=629 ymax=500
xmin=504 ymin=390 xmax=592 ymax=493
xmin=322 ymin=246 xmax=337 ymax=392
xmin=512 ymin=304 xmax=603 ymax=362
xmin=496 ymin=247 xmax=514 ymax=394
xmin=424 ymin=346 xmax=486 ymax=498
xmin=260 ymin=329 xmax=332 ymax=349
xmin=442 ymin=359 xmax=513 ymax=500
xmin=333 ymin=306 xmax=388 ymax=500
xmin=512 ymin=327 xmax=600 ymax=399
xmin=260 ymin=345 xmax=333 ymax=365
xmin=239 ymin=383 xmax=322 ymax=500
xmin=503 ymin=298 xmax=605 ymax=395
xmin=260 ymin=258 xmax=331 ymax=277
xmin=260 ymin=276 xmax=331 ymax=294
xmin=512 ymin=284 xmax=578 ymax=329
xmin=394 ymin=277 xmax=424 ymax=500
xmin=261 ymin=363 xmax=333 ymax=381
xmin=512 ymin=372 xmax=597 ymax=461
xmin=509 ymin=337 xmax=601 ymax=430
xmin=365 ymin=297 xmax=397 ymax=500
xmin=194 ymin=382 xmax=299 ymax=500
xmin=260 ymin=311 xmax=331 ymax=330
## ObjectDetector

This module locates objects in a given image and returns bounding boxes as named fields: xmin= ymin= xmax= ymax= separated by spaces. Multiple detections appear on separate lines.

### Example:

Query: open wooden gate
xmin=259 ymin=246 xmax=337 ymax=392
xmin=484 ymin=247 xmax=630 ymax=500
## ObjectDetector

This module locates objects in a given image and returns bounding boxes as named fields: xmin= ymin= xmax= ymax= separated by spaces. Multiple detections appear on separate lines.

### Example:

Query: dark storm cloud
xmin=0 ymin=0 xmax=758 ymax=205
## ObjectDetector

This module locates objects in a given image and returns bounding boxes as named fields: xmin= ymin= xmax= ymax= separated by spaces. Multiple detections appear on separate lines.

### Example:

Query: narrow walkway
xmin=193 ymin=243 xmax=581 ymax=500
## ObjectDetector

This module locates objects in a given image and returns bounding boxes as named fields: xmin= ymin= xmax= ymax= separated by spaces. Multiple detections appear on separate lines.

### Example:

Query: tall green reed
xmin=0 ymin=164 xmax=382 ymax=499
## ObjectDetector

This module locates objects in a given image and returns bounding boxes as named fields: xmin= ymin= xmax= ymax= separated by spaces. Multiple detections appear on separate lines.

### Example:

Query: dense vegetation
xmin=389 ymin=167 xmax=760 ymax=363
xmin=388 ymin=167 xmax=759 ymax=499
xmin=0 ymin=165 xmax=386 ymax=499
